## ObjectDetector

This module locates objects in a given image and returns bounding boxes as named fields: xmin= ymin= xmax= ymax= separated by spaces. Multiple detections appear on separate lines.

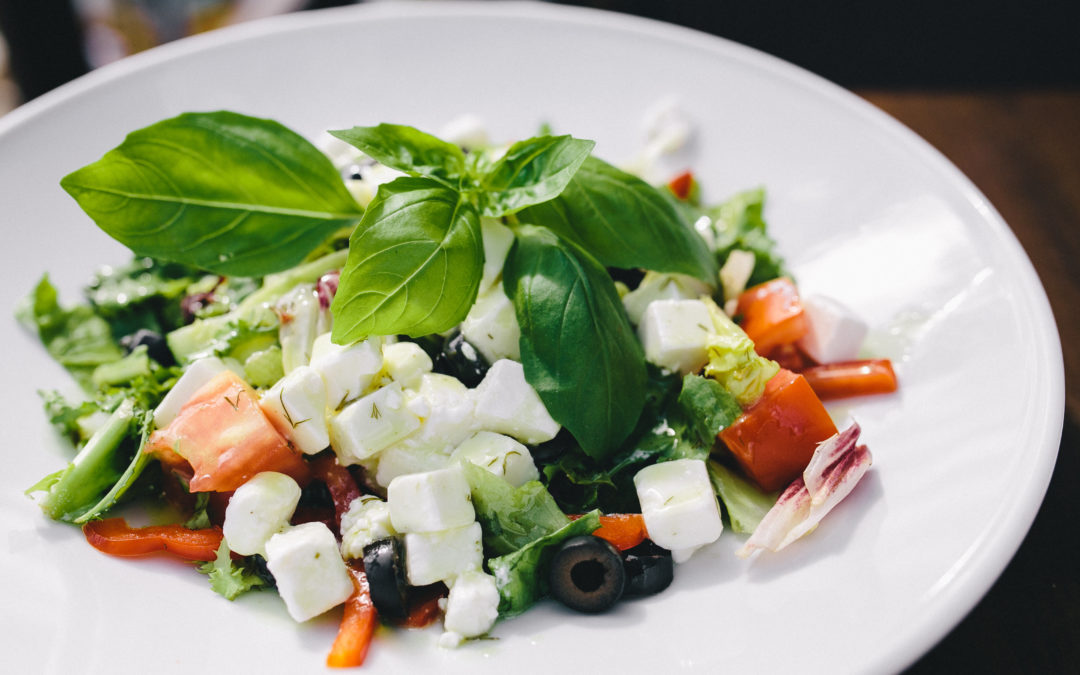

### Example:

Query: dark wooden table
xmin=859 ymin=90 xmax=1079 ymax=674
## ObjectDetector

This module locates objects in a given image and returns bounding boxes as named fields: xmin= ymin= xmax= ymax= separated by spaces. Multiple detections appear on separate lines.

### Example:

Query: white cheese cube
xmin=638 ymin=299 xmax=714 ymax=374
xmin=265 ymin=522 xmax=354 ymax=622
xmin=381 ymin=341 xmax=433 ymax=389
xmin=401 ymin=373 xmax=478 ymax=453
xmin=387 ymin=465 xmax=475 ymax=533
xmin=797 ymin=294 xmax=869 ymax=364
xmin=339 ymin=495 xmax=396 ymax=560
xmin=634 ymin=458 xmax=723 ymax=563
xmin=275 ymin=284 xmax=320 ymax=374
xmin=451 ymin=431 xmax=539 ymax=487
xmin=329 ymin=383 xmax=420 ymax=463
xmin=472 ymin=360 xmax=560 ymax=444
xmin=153 ymin=357 xmax=229 ymax=428
xmin=309 ymin=333 xmax=383 ymax=409
xmin=719 ymin=250 xmax=757 ymax=316
xmin=259 ymin=366 xmax=329 ymax=455
xmin=479 ymin=217 xmax=515 ymax=292
xmin=460 ymin=285 xmax=521 ymax=363
xmin=404 ymin=521 xmax=483 ymax=586
xmin=622 ymin=272 xmax=712 ymax=325
xmin=344 ymin=163 xmax=406 ymax=208
xmin=375 ymin=441 xmax=452 ymax=488
xmin=442 ymin=569 xmax=500 ymax=642
xmin=223 ymin=472 xmax=302 ymax=557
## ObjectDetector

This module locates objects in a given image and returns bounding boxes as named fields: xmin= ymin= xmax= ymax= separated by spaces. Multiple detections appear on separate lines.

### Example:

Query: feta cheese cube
xmin=622 ymin=272 xmax=712 ymax=325
xmin=719 ymin=250 xmax=757 ymax=316
xmin=638 ymin=299 xmax=714 ymax=374
xmin=472 ymin=360 xmax=560 ymax=444
xmin=401 ymin=373 xmax=478 ymax=453
xmin=634 ymin=458 xmax=723 ymax=562
xmin=479 ymin=217 xmax=515 ymax=292
xmin=451 ymin=431 xmax=539 ymax=487
xmin=381 ymin=341 xmax=433 ymax=389
xmin=339 ymin=495 xmax=396 ymax=560
xmin=153 ymin=357 xmax=229 ymax=428
xmin=387 ymin=465 xmax=475 ymax=533
xmin=259 ymin=366 xmax=329 ymax=455
xmin=797 ymin=294 xmax=869 ymax=364
xmin=309 ymin=333 xmax=383 ymax=409
xmin=329 ymin=383 xmax=419 ymax=463
xmin=442 ymin=569 xmax=499 ymax=641
xmin=375 ymin=441 xmax=452 ymax=487
xmin=223 ymin=472 xmax=302 ymax=557
xmin=264 ymin=522 xmax=354 ymax=622
xmin=460 ymin=285 xmax=521 ymax=363
xmin=404 ymin=521 xmax=483 ymax=586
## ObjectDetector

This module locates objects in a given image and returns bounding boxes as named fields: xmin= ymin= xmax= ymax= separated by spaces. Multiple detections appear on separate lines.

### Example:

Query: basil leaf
xmin=478 ymin=135 xmax=594 ymax=217
xmin=331 ymin=177 xmax=483 ymax=342
xmin=328 ymin=123 xmax=466 ymax=183
xmin=503 ymin=225 xmax=646 ymax=460
xmin=60 ymin=111 xmax=363 ymax=277
xmin=519 ymin=156 xmax=717 ymax=281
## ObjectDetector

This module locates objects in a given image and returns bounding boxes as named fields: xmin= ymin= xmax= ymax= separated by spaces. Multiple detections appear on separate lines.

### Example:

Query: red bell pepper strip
xmin=735 ymin=278 xmax=808 ymax=356
xmin=667 ymin=170 xmax=694 ymax=200
xmin=308 ymin=453 xmax=362 ymax=532
xmin=82 ymin=518 xmax=223 ymax=561
xmin=327 ymin=562 xmax=378 ymax=669
xmin=569 ymin=513 xmax=648 ymax=551
xmin=801 ymin=359 xmax=898 ymax=400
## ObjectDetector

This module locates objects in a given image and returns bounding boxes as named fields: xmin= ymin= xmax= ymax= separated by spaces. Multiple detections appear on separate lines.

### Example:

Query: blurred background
xmin=1 ymin=1 xmax=1077 ymax=674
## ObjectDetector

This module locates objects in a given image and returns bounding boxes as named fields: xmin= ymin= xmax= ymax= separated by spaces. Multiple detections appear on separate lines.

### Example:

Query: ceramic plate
xmin=0 ymin=3 xmax=1063 ymax=673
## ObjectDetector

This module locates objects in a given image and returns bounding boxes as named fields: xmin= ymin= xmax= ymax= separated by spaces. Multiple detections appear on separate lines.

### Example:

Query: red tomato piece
xmin=719 ymin=369 xmax=838 ymax=492
xmin=82 ymin=518 xmax=223 ymax=561
xmin=308 ymin=453 xmax=362 ymax=533
xmin=801 ymin=359 xmax=898 ymax=400
xmin=667 ymin=170 xmax=694 ymax=200
xmin=736 ymin=278 xmax=808 ymax=355
xmin=146 ymin=371 xmax=308 ymax=492
xmin=569 ymin=513 xmax=648 ymax=551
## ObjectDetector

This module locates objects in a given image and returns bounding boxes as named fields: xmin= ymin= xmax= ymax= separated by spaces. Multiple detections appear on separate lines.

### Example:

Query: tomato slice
xmin=736 ymin=278 xmax=808 ymax=355
xmin=146 ymin=371 xmax=309 ymax=492
xmin=569 ymin=513 xmax=648 ymax=551
xmin=801 ymin=359 xmax=898 ymax=400
xmin=82 ymin=518 xmax=223 ymax=561
xmin=327 ymin=562 xmax=377 ymax=668
xmin=719 ymin=369 xmax=838 ymax=491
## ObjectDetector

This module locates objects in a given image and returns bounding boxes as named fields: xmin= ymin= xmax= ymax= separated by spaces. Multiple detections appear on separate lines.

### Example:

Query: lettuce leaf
xmin=707 ymin=188 xmax=787 ymax=288
xmin=463 ymin=462 xmax=569 ymax=556
xmin=198 ymin=541 xmax=271 ymax=600
xmin=708 ymin=459 xmax=778 ymax=534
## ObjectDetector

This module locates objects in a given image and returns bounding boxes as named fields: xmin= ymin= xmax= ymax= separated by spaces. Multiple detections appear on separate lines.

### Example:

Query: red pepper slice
xmin=569 ymin=513 xmax=648 ymax=551
xmin=327 ymin=562 xmax=378 ymax=668
xmin=667 ymin=170 xmax=694 ymax=200
xmin=82 ymin=518 xmax=223 ymax=561
xmin=801 ymin=359 xmax=898 ymax=400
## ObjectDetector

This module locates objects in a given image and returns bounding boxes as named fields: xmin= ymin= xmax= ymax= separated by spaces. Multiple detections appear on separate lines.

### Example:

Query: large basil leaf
xmin=60 ymin=111 xmax=363 ymax=277
xmin=503 ymin=225 xmax=646 ymax=460
xmin=328 ymin=123 xmax=466 ymax=183
xmin=519 ymin=156 xmax=717 ymax=281
xmin=478 ymin=135 xmax=594 ymax=217
xmin=331 ymin=177 xmax=483 ymax=342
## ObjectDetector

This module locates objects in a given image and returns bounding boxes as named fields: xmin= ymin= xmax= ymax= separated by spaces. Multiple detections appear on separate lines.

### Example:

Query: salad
xmin=21 ymin=110 xmax=896 ymax=666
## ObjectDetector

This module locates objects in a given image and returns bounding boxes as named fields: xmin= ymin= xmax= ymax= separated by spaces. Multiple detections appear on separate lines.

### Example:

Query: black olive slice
xmin=119 ymin=328 xmax=175 ymax=366
xmin=622 ymin=540 xmax=674 ymax=597
xmin=548 ymin=535 xmax=626 ymax=613
xmin=432 ymin=331 xmax=490 ymax=388
xmin=362 ymin=537 xmax=409 ymax=620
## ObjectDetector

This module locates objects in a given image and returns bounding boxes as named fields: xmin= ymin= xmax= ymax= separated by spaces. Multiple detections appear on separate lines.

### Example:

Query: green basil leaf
xmin=328 ymin=123 xmax=466 ymax=183
xmin=519 ymin=156 xmax=717 ymax=281
xmin=331 ymin=177 xmax=483 ymax=342
xmin=503 ymin=225 xmax=646 ymax=460
xmin=478 ymin=135 xmax=595 ymax=217
xmin=60 ymin=111 xmax=363 ymax=277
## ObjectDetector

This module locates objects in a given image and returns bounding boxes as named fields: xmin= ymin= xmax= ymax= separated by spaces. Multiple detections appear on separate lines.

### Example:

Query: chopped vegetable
xmin=83 ymin=517 xmax=223 ymax=561
xmin=801 ymin=359 xmax=898 ymax=400
xmin=548 ymin=535 xmax=626 ymax=613
xmin=734 ymin=277 xmax=808 ymax=356
xmin=327 ymin=562 xmax=377 ymax=668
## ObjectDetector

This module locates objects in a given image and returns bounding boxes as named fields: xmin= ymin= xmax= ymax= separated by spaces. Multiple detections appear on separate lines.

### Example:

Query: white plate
xmin=0 ymin=3 xmax=1063 ymax=674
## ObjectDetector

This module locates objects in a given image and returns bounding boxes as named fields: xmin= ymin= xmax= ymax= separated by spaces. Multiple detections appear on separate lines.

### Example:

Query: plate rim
xmin=0 ymin=2 xmax=1065 ymax=673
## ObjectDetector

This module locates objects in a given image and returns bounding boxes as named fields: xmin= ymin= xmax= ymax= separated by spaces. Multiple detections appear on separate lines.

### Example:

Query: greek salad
xmin=21 ymin=109 xmax=895 ymax=666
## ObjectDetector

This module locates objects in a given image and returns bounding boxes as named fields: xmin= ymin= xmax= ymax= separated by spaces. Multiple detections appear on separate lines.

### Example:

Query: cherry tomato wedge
xmin=82 ymin=518 xmax=223 ymax=561
xmin=327 ymin=562 xmax=378 ymax=668
xmin=801 ymin=359 xmax=898 ymax=400
xmin=569 ymin=513 xmax=648 ymax=551
xmin=667 ymin=170 xmax=694 ymax=200
xmin=735 ymin=278 xmax=808 ymax=355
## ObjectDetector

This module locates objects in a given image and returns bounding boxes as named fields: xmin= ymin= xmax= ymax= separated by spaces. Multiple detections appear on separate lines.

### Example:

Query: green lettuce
xmin=463 ymin=462 xmax=569 ymax=556
xmin=708 ymin=459 xmax=778 ymax=534
xmin=707 ymin=188 xmax=787 ymax=289
xmin=702 ymin=298 xmax=780 ymax=406
xmin=199 ymin=541 xmax=271 ymax=600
